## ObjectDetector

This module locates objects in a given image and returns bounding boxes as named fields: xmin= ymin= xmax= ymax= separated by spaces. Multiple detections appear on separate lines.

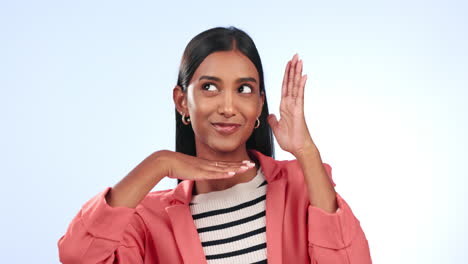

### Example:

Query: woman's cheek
xmin=239 ymin=100 xmax=259 ymax=119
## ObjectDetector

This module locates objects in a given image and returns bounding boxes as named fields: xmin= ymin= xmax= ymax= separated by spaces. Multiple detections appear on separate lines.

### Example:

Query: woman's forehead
xmin=191 ymin=50 xmax=259 ymax=83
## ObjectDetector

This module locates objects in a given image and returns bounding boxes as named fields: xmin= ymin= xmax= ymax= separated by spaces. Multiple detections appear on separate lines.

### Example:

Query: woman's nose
xmin=218 ymin=90 xmax=236 ymax=117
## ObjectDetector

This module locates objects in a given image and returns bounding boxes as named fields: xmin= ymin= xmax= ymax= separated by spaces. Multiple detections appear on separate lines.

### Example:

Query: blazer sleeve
xmin=58 ymin=187 xmax=146 ymax=264
xmin=307 ymin=164 xmax=372 ymax=263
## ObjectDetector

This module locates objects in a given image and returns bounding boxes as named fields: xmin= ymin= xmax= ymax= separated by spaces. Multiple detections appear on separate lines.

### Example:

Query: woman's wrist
xmin=106 ymin=150 xmax=169 ymax=208
xmin=150 ymin=150 xmax=172 ymax=181
xmin=292 ymin=142 xmax=319 ymax=162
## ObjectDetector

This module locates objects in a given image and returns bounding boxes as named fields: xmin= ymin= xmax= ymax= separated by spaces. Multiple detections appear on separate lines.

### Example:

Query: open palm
xmin=267 ymin=54 xmax=315 ymax=156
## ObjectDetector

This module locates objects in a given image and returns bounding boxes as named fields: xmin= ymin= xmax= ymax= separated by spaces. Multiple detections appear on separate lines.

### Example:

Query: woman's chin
xmin=209 ymin=140 xmax=244 ymax=154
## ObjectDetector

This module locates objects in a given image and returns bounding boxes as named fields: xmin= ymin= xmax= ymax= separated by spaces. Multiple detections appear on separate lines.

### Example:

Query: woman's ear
xmin=173 ymin=85 xmax=188 ymax=115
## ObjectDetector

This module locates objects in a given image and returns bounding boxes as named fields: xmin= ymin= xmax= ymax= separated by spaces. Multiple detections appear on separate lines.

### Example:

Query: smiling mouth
xmin=211 ymin=123 xmax=241 ymax=134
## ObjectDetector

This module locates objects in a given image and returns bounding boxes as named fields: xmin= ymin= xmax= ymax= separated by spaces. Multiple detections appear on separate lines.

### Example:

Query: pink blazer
xmin=58 ymin=149 xmax=372 ymax=263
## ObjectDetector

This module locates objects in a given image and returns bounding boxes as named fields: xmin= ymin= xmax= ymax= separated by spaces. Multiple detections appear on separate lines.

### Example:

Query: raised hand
xmin=267 ymin=54 xmax=315 ymax=156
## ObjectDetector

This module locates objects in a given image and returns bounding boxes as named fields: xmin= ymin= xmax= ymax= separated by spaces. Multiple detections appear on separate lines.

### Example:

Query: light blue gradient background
xmin=1 ymin=0 xmax=466 ymax=263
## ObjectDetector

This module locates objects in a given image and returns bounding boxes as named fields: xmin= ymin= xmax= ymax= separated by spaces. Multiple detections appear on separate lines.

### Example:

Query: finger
xmin=281 ymin=60 xmax=291 ymax=97
xmin=293 ymin=59 xmax=303 ymax=98
xmin=197 ymin=167 xmax=238 ymax=180
xmin=203 ymin=161 xmax=255 ymax=174
xmin=287 ymin=54 xmax=298 ymax=96
xmin=298 ymin=74 xmax=307 ymax=102
xmin=207 ymin=160 xmax=255 ymax=168
xmin=203 ymin=163 xmax=255 ymax=180
xmin=203 ymin=170 xmax=237 ymax=179
xmin=198 ymin=157 xmax=253 ymax=167
xmin=288 ymin=54 xmax=298 ymax=96
xmin=219 ymin=164 xmax=255 ymax=174
xmin=267 ymin=114 xmax=279 ymax=136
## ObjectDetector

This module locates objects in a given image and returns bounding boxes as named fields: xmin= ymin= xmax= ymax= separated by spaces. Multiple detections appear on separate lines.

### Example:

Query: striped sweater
xmin=189 ymin=167 xmax=268 ymax=264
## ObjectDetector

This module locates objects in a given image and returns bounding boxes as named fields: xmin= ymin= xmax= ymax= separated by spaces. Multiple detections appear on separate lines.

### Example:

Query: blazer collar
xmin=171 ymin=149 xmax=282 ymax=205
xmin=247 ymin=149 xmax=282 ymax=182
xmin=167 ymin=149 xmax=286 ymax=263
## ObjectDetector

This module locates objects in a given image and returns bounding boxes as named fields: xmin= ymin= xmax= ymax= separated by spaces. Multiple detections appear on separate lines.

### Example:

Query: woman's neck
xmin=196 ymin=144 xmax=251 ymax=162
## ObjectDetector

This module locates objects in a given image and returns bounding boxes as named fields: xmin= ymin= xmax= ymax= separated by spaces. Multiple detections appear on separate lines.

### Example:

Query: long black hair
xmin=175 ymin=26 xmax=274 ymax=160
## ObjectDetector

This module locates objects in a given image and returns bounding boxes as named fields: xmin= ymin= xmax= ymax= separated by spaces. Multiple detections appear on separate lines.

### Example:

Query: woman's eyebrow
xmin=199 ymin=75 xmax=257 ymax=83
xmin=237 ymin=77 xmax=257 ymax=83
xmin=199 ymin=75 xmax=221 ymax=82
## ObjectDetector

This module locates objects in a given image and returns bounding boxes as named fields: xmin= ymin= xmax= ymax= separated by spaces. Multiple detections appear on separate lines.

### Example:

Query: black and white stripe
xmin=190 ymin=168 xmax=268 ymax=264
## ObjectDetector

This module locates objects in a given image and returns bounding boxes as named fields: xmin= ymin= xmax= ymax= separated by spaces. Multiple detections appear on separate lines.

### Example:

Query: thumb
xmin=267 ymin=114 xmax=279 ymax=133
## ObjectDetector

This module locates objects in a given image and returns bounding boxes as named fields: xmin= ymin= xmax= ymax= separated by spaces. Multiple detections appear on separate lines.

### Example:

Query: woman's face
xmin=176 ymin=50 xmax=264 ymax=154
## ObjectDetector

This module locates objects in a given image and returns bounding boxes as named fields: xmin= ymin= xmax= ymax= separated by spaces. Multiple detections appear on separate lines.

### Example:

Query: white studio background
xmin=1 ymin=0 xmax=466 ymax=263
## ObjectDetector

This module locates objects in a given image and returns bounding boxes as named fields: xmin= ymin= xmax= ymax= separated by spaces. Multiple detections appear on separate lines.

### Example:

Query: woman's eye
xmin=239 ymin=85 xmax=252 ymax=94
xmin=202 ymin=83 xmax=218 ymax=91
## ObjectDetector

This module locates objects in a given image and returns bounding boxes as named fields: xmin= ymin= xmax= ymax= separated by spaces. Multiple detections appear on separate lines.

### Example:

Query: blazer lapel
xmin=166 ymin=204 xmax=207 ymax=264
xmin=249 ymin=149 xmax=286 ymax=263
xmin=166 ymin=180 xmax=207 ymax=264
xmin=265 ymin=177 xmax=286 ymax=263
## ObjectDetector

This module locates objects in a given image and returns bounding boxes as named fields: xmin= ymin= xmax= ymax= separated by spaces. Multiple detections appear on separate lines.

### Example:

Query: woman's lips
xmin=211 ymin=123 xmax=241 ymax=134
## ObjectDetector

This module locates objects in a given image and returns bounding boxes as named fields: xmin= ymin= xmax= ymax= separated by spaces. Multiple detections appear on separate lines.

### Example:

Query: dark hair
xmin=175 ymin=26 xmax=275 ymax=160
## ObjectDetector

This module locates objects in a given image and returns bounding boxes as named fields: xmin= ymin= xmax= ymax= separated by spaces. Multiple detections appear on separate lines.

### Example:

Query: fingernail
xmin=242 ymin=160 xmax=250 ymax=164
xmin=228 ymin=171 xmax=235 ymax=176
xmin=248 ymin=162 xmax=256 ymax=167
xmin=239 ymin=166 xmax=248 ymax=170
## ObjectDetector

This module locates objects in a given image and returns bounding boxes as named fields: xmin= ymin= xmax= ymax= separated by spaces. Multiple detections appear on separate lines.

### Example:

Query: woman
xmin=58 ymin=26 xmax=372 ymax=263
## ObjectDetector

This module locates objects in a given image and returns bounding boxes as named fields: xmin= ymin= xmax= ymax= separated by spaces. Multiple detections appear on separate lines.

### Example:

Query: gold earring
xmin=181 ymin=113 xmax=191 ymax=125
xmin=254 ymin=117 xmax=260 ymax=129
